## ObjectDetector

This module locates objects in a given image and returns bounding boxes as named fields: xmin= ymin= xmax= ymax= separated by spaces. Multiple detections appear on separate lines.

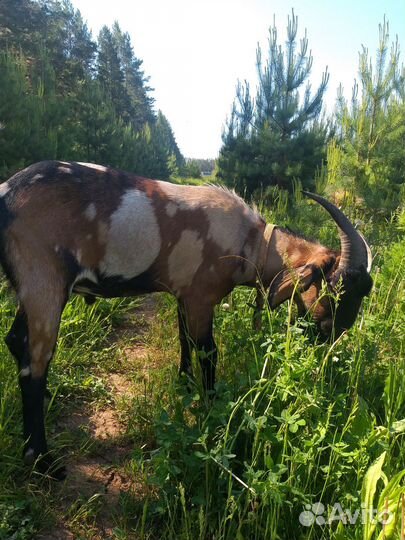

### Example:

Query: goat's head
xmin=267 ymin=192 xmax=373 ymax=341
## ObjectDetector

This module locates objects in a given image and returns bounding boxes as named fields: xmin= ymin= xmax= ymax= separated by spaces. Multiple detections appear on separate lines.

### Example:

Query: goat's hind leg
xmin=17 ymin=290 xmax=67 ymax=480
xmin=5 ymin=308 xmax=28 ymax=371
xmin=5 ymin=308 xmax=52 ymax=401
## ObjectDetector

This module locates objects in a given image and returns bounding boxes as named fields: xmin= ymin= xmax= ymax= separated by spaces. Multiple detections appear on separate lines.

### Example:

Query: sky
xmin=72 ymin=0 xmax=405 ymax=159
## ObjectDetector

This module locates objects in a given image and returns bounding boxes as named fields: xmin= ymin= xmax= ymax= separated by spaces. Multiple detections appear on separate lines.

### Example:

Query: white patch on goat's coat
xmin=86 ymin=233 xmax=93 ymax=241
xmin=73 ymin=269 xmax=98 ymax=285
xmin=59 ymin=166 xmax=72 ymax=174
xmin=0 ymin=181 xmax=10 ymax=196
xmin=100 ymin=190 xmax=161 ymax=279
xmin=158 ymin=181 xmax=257 ymax=255
xmin=166 ymin=202 xmax=177 ymax=217
xmin=84 ymin=203 xmax=97 ymax=221
xmin=71 ymin=269 xmax=99 ymax=296
xmin=78 ymin=162 xmax=108 ymax=172
xmin=168 ymin=230 xmax=203 ymax=292
xmin=20 ymin=366 xmax=31 ymax=377
xmin=32 ymin=174 xmax=44 ymax=181
xmin=205 ymin=207 xmax=244 ymax=253
xmin=76 ymin=249 xmax=82 ymax=264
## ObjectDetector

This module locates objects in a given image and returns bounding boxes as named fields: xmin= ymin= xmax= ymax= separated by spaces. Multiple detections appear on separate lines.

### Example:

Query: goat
xmin=0 ymin=161 xmax=373 ymax=478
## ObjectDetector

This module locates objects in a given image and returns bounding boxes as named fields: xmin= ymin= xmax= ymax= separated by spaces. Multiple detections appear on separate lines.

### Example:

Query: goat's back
xmin=0 ymin=161 xmax=263 ymax=299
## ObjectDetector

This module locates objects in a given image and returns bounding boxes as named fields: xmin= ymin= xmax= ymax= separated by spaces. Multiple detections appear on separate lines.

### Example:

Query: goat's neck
xmin=261 ymin=227 xmax=327 ymax=287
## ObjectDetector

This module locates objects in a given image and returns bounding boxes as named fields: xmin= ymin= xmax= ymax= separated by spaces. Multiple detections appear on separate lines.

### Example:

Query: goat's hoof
xmin=36 ymin=455 xmax=67 ymax=481
xmin=178 ymin=372 xmax=195 ymax=393
xmin=23 ymin=447 xmax=37 ymax=466
xmin=25 ymin=449 xmax=67 ymax=481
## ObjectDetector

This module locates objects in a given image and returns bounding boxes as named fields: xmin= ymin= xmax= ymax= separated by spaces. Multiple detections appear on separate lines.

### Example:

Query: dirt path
xmin=37 ymin=296 xmax=162 ymax=540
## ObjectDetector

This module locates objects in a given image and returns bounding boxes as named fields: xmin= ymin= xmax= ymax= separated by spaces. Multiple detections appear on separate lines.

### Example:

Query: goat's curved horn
xmin=302 ymin=191 xmax=372 ymax=272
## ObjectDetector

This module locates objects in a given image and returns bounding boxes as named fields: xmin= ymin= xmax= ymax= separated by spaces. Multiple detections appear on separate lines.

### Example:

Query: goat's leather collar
xmin=256 ymin=223 xmax=275 ymax=285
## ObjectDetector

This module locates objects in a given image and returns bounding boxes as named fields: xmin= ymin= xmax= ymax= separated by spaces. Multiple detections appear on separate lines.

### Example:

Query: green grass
xmin=0 ymin=202 xmax=404 ymax=539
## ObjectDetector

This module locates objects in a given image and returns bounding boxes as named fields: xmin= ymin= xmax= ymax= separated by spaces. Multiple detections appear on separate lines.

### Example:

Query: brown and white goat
xmin=0 ymin=161 xmax=373 ymax=478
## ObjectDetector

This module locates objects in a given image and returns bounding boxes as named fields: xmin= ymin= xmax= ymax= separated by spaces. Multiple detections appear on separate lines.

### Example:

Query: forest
xmin=0 ymin=1 xmax=405 ymax=539
xmin=0 ymin=0 xmax=188 ymax=180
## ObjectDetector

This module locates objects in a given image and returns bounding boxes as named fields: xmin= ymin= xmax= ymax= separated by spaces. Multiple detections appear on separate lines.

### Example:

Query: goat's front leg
xmin=196 ymin=331 xmax=217 ymax=393
xmin=177 ymin=301 xmax=193 ymax=379
xmin=180 ymin=298 xmax=217 ymax=393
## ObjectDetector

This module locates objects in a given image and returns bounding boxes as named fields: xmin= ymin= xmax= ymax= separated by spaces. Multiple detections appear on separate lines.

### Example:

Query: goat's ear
xmin=268 ymin=264 xmax=320 ymax=309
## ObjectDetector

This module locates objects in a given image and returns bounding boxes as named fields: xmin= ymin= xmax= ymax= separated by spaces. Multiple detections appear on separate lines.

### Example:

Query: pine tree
xmin=0 ymin=50 xmax=59 ymax=176
xmin=0 ymin=0 xmax=183 ymax=181
xmin=0 ymin=0 xmax=45 ymax=56
xmin=97 ymin=25 xmax=131 ymax=121
xmin=154 ymin=111 xmax=184 ymax=168
xmin=111 ymin=22 xmax=155 ymax=128
xmin=218 ymin=11 xmax=329 ymax=195
xmin=57 ymin=1 xmax=96 ymax=90
xmin=330 ymin=18 xmax=405 ymax=212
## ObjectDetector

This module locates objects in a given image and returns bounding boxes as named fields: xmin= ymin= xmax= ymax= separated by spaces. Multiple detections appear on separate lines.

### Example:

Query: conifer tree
xmin=218 ymin=11 xmax=329 ymax=195
xmin=111 ymin=22 xmax=155 ymax=128
xmin=97 ymin=26 xmax=131 ymax=121
xmin=154 ymin=111 xmax=184 ymax=169
xmin=0 ymin=0 xmax=184 ymax=180
xmin=330 ymin=18 xmax=405 ymax=211
xmin=0 ymin=50 xmax=59 ymax=174
xmin=0 ymin=0 xmax=45 ymax=55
